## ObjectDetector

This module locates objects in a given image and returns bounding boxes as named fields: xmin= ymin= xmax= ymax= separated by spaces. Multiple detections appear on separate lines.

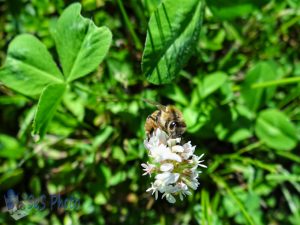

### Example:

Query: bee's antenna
xmin=142 ymin=98 xmax=166 ymax=111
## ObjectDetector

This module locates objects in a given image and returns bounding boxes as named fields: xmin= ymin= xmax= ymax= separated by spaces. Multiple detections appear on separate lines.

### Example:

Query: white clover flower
xmin=142 ymin=128 xmax=207 ymax=203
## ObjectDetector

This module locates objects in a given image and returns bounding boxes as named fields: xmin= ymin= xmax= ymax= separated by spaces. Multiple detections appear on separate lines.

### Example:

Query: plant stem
xmin=117 ymin=0 xmax=143 ymax=50
xmin=235 ymin=141 xmax=262 ymax=156
xmin=251 ymin=76 xmax=300 ymax=89
xmin=211 ymin=175 xmax=256 ymax=225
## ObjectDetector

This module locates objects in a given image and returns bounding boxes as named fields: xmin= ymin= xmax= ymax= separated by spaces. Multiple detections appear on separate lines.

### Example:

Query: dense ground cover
xmin=0 ymin=0 xmax=300 ymax=224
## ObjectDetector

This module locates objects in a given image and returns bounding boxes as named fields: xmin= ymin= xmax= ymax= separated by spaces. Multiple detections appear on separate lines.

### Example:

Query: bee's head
xmin=168 ymin=120 xmax=186 ymax=138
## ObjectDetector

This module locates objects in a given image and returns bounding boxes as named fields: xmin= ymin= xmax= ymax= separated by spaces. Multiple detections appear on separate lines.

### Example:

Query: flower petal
xmin=167 ymin=137 xmax=180 ymax=147
xmin=155 ymin=172 xmax=180 ymax=185
xmin=160 ymin=163 xmax=174 ymax=172
xmin=166 ymin=194 xmax=176 ymax=203
xmin=172 ymin=145 xmax=184 ymax=153
xmin=162 ymin=151 xmax=182 ymax=162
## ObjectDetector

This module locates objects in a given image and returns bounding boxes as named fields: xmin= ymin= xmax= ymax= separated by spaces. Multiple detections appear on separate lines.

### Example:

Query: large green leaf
xmin=0 ymin=34 xmax=64 ymax=96
xmin=240 ymin=62 xmax=278 ymax=112
xmin=142 ymin=0 xmax=204 ymax=84
xmin=207 ymin=0 xmax=269 ymax=20
xmin=52 ymin=3 xmax=112 ymax=82
xmin=255 ymin=109 xmax=298 ymax=151
xmin=33 ymin=83 xmax=66 ymax=140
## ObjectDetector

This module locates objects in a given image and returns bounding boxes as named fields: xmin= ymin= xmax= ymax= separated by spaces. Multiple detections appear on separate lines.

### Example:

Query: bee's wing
xmin=142 ymin=98 xmax=166 ymax=111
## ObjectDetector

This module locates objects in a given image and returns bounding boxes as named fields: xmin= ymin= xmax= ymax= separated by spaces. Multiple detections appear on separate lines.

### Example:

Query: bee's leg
xmin=146 ymin=129 xmax=154 ymax=141
xmin=146 ymin=132 xmax=150 ymax=141
xmin=179 ymin=136 xmax=185 ymax=145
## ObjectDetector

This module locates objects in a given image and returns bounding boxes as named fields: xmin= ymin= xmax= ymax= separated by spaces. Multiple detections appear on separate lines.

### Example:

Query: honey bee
xmin=144 ymin=99 xmax=186 ymax=139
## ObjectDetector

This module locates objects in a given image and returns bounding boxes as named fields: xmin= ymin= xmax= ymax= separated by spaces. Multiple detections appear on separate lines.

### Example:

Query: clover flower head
xmin=142 ymin=128 xmax=207 ymax=203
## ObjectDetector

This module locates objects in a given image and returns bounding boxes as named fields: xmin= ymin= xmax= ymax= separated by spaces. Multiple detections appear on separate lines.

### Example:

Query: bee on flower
xmin=141 ymin=128 xmax=207 ymax=204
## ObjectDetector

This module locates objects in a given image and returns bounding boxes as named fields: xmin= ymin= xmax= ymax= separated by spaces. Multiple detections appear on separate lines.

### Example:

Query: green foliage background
xmin=0 ymin=0 xmax=300 ymax=224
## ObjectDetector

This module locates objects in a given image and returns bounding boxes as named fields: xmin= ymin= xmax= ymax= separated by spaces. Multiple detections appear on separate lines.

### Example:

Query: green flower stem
xmin=251 ymin=76 xmax=300 ymax=88
xmin=116 ymin=0 xmax=142 ymax=50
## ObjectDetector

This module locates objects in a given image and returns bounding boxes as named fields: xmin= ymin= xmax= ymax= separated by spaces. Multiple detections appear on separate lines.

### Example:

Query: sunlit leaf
xmin=240 ymin=62 xmax=278 ymax=112
xmin=52 ymin=3 xmax=112 ymax=82
xmin=198 ymin=71 xmax=227 ymax=98
xmin=0 ymin=34 xmax=64 ymax=96
xmin=0 ymin=169 xmax=24 ymax=189
xmin=0 ymin=135 xmax=25 ymax=159
xmin=33 ymin=83 xmax=66 ymax=140
xmin=142 ymin=0 xmax=204 ymax=84
xmin=207 ymin=0 xmax=269 ymax=20
xmin=255 ymin=109 xmax=298 ymax=151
